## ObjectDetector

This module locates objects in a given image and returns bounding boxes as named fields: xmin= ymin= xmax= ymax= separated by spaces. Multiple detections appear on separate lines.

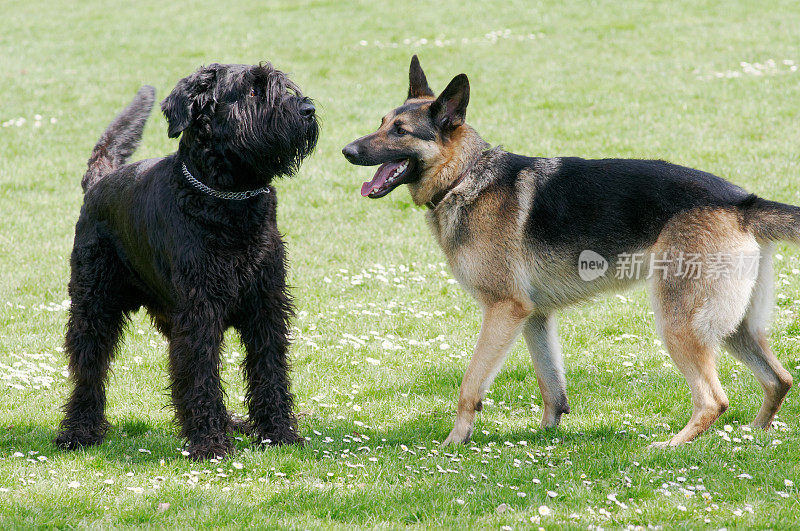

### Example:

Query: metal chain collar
xmin=181 ymin=162 xmax=270 ymax=200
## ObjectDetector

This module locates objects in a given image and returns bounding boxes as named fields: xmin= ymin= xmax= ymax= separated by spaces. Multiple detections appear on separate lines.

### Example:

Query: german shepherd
xmin=342 ymin=55 xmax=795 ymax=447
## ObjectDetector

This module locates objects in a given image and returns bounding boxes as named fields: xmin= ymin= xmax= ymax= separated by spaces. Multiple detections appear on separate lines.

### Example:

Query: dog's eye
xmin=395 ymin=124 xmax=409 ymax=136
xmin=249 ymin=89 xmax=256 ymax=98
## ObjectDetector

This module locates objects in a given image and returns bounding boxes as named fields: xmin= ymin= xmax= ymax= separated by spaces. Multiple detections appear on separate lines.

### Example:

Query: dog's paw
xmin=55 ymin=429 xmax=105 ymax=450
xmin=647 ymin=440 xmax=674 ymax=450
xmin=442 ymin=426 xmax=473 ymax=446
xmin=186 ymin=439 xmax=234 ymax=461
xmin=749 ymin=420 xmax=772 ymax=431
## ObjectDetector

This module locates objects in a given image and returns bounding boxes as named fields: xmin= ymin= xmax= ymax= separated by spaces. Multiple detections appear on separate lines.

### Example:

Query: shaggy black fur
xmin=56 ymin=63 xmax=318 ymax=460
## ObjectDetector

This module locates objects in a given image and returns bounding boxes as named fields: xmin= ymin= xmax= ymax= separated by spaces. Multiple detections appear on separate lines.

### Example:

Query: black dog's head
xmin=161 ymin=63 xmax=318 ymax=184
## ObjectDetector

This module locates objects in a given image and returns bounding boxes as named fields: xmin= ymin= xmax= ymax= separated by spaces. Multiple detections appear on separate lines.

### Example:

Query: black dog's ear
xmin=407 ymin=55 xmax=434 ymax=100
xmin=160 ymin=65 xmax=220 ymax=138
xmin=430 ymin=73 xmax=469 ymax=131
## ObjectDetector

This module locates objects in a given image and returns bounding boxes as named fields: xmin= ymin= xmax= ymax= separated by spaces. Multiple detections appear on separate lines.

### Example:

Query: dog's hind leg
xmin=236 ymin=269 xmax=301 ymax=447
xmin=57 ymin=234 xmax=132 ymax=449
xmin=648 ymin=209 xmax=760 ymax=447
xmin=724 ymin=245 xmax=792 ymax=429
xmin=726 ymin=326 xmax=793 ymax=428
xmin=522 ymin=313 xmax=569 ymax=427
xmin=443 ymin=299 xmax=531 ymax=445
xmin=650 ymin=330 xmax=729 ymax=448
xmin=168 ymin=304 xmax=231 ymax=460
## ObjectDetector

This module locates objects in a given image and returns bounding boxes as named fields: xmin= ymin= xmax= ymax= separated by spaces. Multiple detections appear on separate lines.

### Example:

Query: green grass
xmin=2 ymin=0 xmax=800 ymax=527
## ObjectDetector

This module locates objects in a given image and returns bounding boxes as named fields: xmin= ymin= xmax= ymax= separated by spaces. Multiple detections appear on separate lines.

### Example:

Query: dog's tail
xmin=82 ymin=85 xmax=156 ymax=192
xmin=742 ymin=194 xmax=800 ymax=244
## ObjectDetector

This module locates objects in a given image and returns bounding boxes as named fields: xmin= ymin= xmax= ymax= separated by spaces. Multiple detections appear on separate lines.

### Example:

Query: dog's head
xmin=161 ymin=63 xmax=318 ymax=182
xmin=342 ymin=55 xmax=469 ymax=199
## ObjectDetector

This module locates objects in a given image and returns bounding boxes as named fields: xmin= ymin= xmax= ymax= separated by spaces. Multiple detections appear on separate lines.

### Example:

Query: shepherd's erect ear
xmin=160 ymin=64 xmax=220 ymax=138
xmin=407 ymin=55 xmax=434 ymax=100
xmin=430 ymin=73 xmax=469 ymax=131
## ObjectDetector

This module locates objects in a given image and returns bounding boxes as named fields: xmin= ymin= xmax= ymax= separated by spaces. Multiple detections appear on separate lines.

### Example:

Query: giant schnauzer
xmin=56 ymin=63 xmax=318 ymax=460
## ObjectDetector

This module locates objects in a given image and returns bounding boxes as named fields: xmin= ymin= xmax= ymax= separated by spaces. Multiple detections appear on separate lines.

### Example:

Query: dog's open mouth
xmin=360 ymin=159 xmax=412 ymax=198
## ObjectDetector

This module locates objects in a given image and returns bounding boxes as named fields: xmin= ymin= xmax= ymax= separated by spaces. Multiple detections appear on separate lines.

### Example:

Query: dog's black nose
xmin=342 ymin=143 xmax=360 ymax=161
xmin=298 ymin=99 xmax=315 ymax=118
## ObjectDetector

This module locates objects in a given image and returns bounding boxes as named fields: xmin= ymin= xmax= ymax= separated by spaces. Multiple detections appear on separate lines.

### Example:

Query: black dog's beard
xmin=205 ymin=98 xmax=319 ymax=186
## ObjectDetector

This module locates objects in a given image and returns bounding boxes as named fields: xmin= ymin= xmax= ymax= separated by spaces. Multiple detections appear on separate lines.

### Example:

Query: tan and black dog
xmin=343 ymin=55 xmax=796 ymax=447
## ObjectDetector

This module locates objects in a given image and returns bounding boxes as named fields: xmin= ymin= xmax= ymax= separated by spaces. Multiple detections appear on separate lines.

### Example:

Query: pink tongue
xmin=361 ymin=161 xmax=403 ymax=197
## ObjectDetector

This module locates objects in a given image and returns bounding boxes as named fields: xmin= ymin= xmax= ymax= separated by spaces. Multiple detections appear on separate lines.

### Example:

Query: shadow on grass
xmin=1 ymin=408 xmax=664 ymax=462
xmin=0 ymin=418 xmax=190 ymax=465
xmin=301 ymin=409 xmax=651 ymax=449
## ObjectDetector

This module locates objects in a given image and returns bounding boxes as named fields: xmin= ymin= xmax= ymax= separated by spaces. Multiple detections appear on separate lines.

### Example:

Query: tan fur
xmin=404 ymin=97 xmax=435 ymax=105
xmin=649 ymin=209 xmax=760 ymax=345
xmin=408 ymin=126 xmax=488 ymax=207
xmin=452 ymin=192 xmax=527 ymax=302
xmin=371 ymin=107 xmax=439 ymax=158
xmin=650 ymin=328 xmax=729 ymax=447
xmin=443 ymin=299 xmax=532 ymax=445
xmin=523 ymin=313 xmax=569 ymax=426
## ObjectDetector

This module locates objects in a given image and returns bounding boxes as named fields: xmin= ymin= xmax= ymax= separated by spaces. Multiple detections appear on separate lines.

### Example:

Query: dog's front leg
xmin=522 ymin=313 xmax=570 ymax=427
xmin=168 ymin=305 xmax=231 ymax=460
xmin=56 ymin=238 xmax=131 ymax=450
xmin=443 ymin=299 xmax=531 ymax=445
xmin=236 ymin=279 xmax=302 ymax=447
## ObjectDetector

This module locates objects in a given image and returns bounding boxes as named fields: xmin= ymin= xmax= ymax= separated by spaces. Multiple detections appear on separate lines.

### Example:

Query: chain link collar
xmin=181 ymin=162 xmax=269 ymax=200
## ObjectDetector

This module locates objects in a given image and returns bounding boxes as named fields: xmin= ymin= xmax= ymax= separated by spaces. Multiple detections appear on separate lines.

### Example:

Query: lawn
xmin=1 ymin=0 xmax=800 ymax=528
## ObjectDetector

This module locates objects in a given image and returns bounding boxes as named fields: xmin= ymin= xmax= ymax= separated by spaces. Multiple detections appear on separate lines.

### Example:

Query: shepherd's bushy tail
xmin=742 ymin=194 xmax=800 ymax=244
xmin=82 ymin=85 xmax=156 ymax=191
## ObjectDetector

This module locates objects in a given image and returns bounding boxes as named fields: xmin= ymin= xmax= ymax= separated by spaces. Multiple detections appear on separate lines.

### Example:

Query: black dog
xmin=56 ymin=63 xmax=318 ymax=460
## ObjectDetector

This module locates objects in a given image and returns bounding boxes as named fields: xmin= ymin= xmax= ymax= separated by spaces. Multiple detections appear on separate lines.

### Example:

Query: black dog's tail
xmin=742 ymin=194 xmax=800 ymax=244
xmin=82 ymin=85 xmax=156 ymax=192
